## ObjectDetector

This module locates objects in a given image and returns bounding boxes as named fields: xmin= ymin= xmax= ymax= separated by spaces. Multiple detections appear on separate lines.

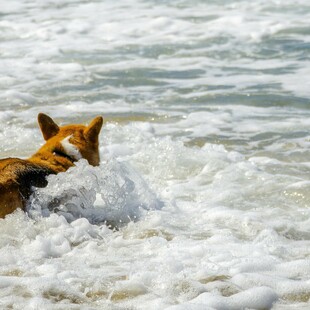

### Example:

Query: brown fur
xmin=0 ymin=113 xmax=103 ymax=218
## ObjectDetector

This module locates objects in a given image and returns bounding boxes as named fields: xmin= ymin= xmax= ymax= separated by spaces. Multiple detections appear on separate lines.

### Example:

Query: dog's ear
xmin=38 ymin=113 xmax=60 ymax=141
xmin=84 ymin=116 xmax=103 ymax=143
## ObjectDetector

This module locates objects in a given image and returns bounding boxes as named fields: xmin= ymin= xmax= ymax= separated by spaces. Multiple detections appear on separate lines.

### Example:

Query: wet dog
xmin=0 ymin=113 xmax=103 ymax=218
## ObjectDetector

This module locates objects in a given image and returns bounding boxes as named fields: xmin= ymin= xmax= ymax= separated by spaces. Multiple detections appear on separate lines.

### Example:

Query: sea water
xmin=0 ymin=0 xmax=310 ymax=309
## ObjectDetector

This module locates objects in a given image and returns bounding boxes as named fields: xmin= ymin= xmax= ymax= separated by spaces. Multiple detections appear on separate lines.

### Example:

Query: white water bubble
xmin=28 ymin=159 xmax=163 ymax=227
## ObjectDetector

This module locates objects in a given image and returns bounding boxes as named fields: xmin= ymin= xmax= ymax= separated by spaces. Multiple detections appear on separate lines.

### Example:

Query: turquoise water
xmin=0 ymin=1 xmax=310 ymax=309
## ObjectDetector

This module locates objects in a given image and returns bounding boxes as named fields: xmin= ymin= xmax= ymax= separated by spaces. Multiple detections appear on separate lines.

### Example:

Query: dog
xmin=0 ymin=113 xmax=103 ymax=218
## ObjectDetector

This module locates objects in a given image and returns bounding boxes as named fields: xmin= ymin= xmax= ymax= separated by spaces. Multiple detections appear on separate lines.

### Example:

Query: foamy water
xmin=1 ymin=0 xmax=310 ymax=309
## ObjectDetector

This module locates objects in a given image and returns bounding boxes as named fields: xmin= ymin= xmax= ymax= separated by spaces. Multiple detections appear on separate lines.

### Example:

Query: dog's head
xmin=38 ymin=113 xmax=103 ymax=166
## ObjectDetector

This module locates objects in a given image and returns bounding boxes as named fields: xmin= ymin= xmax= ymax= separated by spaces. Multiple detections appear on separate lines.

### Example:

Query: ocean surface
xmin=0 ymin=0 xmax=310 ymax=309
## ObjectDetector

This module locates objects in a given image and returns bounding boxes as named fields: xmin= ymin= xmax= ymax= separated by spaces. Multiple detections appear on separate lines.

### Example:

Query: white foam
xmin=0 ymin=123 xmax=309 ymax=309
xmin=184 ymin=287 xmax=278 ymax=310
xmin=28 ymin=159 xmax=162 ymax=225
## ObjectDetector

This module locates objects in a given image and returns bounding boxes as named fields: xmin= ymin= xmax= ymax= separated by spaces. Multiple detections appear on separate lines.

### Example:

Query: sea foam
xmin=28 ymin=159 xmax=162 ymax=226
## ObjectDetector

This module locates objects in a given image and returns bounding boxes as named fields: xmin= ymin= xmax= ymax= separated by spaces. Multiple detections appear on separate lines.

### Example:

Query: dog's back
xmin=0 ymin=158 xmax=51 ymax=218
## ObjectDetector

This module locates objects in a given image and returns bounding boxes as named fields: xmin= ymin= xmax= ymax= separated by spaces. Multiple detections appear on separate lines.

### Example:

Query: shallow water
xmin=1 ymin=0 xmax=310 ymax=309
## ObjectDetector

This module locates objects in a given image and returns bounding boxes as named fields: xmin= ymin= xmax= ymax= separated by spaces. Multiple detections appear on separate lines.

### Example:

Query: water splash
xmin=27 ymin=159 xmax=163 ymax=227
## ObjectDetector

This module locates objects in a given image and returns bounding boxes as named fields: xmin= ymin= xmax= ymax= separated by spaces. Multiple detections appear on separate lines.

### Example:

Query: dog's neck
xmin=52 ymin=149 xmax=76 ymax=164
xmin=28 ymin=148 xmax=76 ymax=173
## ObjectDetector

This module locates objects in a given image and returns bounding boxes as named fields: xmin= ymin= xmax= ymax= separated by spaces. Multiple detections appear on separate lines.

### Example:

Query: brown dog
xmin=0 ymin=113 xmax=103 ymax=218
